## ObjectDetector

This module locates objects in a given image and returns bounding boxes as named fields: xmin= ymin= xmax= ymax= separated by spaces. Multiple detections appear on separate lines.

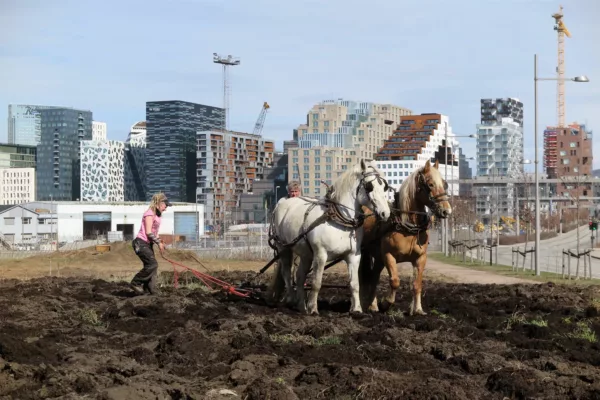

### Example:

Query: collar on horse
xmin=388 ymin=169 xmax=449 ymax=244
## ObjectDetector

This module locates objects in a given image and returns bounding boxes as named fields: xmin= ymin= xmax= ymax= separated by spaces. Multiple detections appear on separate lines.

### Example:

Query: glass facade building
xmin=36 ymin=107 xmax=93 ymax=200
xmin=0 ymin=143 xmax=37 ymax=169
xmin=145 ymin=101 xmax=224 ymax=202
xmin=7 ymin=104 xmax=62 ymax=146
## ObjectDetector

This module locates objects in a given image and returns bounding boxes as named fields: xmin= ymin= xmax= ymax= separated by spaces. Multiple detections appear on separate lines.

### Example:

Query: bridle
xmin=416 ymin=171 xmax=449 ymax=215
xmin=357 ymin=168 xmax=391 ymax=216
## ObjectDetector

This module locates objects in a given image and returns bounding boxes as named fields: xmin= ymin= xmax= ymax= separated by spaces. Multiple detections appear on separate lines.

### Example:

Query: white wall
xmin=0 ymin=205 xmax=56 ymax=244
xmin=56 ymin=203 xmax=204 ymax=242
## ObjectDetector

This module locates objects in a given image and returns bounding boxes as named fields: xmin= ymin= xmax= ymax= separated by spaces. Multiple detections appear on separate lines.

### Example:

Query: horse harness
xmin=268 ymin=168 xmax=390 ymax=255
xmin=387 ymin=170 xmax=449 ymax=246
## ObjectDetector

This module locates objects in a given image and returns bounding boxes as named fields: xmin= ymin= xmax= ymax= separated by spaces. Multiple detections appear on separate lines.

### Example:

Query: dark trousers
xmin=131 ymin=238 xmax=158 ymax=293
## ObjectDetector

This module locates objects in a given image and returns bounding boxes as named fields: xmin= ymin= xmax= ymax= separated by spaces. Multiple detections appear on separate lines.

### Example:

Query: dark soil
xmin=2 ymin=272 xmax=600 ymax=399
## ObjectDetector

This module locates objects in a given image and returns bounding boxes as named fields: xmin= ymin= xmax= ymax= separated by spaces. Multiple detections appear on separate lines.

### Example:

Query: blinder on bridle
xmin=416 ymin=171 xmax=449 ymax=212
xmin=360 ymin=169 xmax=391 ymax=195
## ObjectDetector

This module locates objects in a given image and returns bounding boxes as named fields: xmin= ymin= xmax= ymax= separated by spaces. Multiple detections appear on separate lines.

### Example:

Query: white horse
xmin=269 ymin=159 xmax=391 ymax=314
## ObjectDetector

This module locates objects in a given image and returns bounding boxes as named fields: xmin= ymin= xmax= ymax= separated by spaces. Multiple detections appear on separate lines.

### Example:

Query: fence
xmin=0 ymin=236 xmax=275 ymax=262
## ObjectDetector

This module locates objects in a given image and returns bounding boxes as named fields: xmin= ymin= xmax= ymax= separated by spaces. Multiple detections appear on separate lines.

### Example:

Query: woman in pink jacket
xmin=130 ymin=193 xmax=172 ymax=295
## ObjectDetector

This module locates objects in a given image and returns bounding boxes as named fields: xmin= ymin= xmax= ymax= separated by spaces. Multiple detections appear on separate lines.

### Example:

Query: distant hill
xmin=593 ymin=169 xmax=600 ymax=177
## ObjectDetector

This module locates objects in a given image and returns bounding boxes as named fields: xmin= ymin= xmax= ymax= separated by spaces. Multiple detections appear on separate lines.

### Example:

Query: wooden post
xmin=561 ymin=250 xmax=565 ymax=279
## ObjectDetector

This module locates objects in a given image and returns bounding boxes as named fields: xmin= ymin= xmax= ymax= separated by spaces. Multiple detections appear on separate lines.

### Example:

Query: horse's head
xmin=416 ymin=160 xmax=452 ymax=219
xmin=358 ymin=159 xmax=391 ymax=221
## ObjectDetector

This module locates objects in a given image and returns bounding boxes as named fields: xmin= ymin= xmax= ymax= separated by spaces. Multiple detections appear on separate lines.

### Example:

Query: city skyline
xmin=1 ymin=0 xmax=598 ymax=172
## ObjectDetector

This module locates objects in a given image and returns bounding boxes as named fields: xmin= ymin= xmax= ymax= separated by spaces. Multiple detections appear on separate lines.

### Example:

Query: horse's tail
xmin=266 ymin=261 xmax=286 ymax=304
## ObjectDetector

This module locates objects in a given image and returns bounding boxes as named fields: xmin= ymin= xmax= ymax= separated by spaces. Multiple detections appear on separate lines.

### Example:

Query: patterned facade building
xmin=80 ymin=140 xmax=125 ymax=201
xmin=36 ymin=107 xmax=93 ymax=201
xmin=197 ymin=130 xmax=274 ymax=226
xmin=146 ymin=101 xmax=224 ymax=202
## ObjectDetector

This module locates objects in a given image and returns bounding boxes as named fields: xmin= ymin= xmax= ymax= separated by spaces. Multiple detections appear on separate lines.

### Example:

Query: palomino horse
xmin=269 ymin=159 xmax=391 ymax=314
xmin=358 ymin=159 xmax=452 ymax=315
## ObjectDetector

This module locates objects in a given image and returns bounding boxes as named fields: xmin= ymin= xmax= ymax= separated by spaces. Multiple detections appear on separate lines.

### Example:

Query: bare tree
xmin=560 ymin=173 xmax=592 ymax=279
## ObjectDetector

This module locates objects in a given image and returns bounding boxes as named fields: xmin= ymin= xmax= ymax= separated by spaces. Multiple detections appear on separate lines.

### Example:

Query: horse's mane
xmin=397 ymin=163 xmax=444 ymax=223
xmin=329 ymin=161 xmax=380 ymax=202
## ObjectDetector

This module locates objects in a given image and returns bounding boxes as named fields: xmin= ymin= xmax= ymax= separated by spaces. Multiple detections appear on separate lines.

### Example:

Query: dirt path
xmin=423 ymin=258 xmax=534 ymax=285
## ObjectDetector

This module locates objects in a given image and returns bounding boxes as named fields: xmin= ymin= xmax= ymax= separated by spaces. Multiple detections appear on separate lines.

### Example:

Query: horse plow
xmin=159 ymin=250 xmax=348 ymax=304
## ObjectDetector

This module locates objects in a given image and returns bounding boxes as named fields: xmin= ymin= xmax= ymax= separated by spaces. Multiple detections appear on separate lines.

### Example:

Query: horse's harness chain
xmin=385 ymin=170 xmax=448 ymax=246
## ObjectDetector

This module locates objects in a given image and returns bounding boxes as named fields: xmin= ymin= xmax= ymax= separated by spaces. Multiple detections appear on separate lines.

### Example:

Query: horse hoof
xmin=379 ymin=301 xmax=394 ymax=313
xmin=411 ymin=309 xmax=427 ymax=316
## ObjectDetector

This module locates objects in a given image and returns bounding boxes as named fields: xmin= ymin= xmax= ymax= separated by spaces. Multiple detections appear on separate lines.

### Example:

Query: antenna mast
xmin=213 ymin=53 xmax=241 ymax=132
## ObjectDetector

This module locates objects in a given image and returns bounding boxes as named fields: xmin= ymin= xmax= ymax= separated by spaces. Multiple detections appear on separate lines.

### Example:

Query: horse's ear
xmin=434 ymin=159 xmax=439 ymax=169
xmin=423 ymin=160 xmax=431 ymax=173
xmin=360 ymin=159 xmax=367 ymax=171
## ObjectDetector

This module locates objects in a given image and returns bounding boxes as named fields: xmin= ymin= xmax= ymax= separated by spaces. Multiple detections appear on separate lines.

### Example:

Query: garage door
xmin=174 ymin=212 xmax=198 ymax=243
xmin=83 ymin=212 xmax=111 ymax=222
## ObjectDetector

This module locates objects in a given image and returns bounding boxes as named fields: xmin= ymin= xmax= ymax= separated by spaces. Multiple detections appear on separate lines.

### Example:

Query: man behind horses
xmin=287 ymin=181 xmax=301 ymax=198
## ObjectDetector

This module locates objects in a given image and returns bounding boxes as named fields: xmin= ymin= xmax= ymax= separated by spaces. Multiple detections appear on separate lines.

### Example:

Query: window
xmin=22 ymin=217 xmax=31 ymax=224
xmin=4 ymin=217 xmax=15 ymax=225
xmin=570 ymin=142 xmax=577 ymax=148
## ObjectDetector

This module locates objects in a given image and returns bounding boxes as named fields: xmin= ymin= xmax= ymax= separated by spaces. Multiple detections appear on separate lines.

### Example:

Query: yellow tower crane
xmin=552 ymin=5 xmax=572 ymax=128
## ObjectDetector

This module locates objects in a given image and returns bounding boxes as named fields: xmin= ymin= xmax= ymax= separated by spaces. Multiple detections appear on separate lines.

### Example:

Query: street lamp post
xmin=534 ymin=53 xmax=589 ymax=276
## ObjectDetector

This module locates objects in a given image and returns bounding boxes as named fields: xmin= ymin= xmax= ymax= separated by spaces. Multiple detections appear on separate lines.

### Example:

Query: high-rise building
xmin=92 ymin=121 xmax=107 ymax=141
xmin=288 ymin=99 xmax=412 ymax=197
xmin=475 ymin=98 xmax=524 ymax=220
xmin=36 ymin=107 xmax=93 ymax=201
xmin=197 ymin=130 xmax=274 ymax=226
xmin=0 ymin=143 xmax=36 ymax=169
xmin=374 ymin=113 xmax=460 ymax=195
xmin=7 ymin=104 xmax=62 ymax=146
xmin=80 ymin=140 xmax=125 ymax=201
xmin=545 ymin=123 xmax=593 ymax=200
xmin=145 ymin=101 xmax=224 ymax=202
xmin=238 ymin=152 xmax=288 ymax=223
xmin=458 ymin=147 xmax=473 ymax=198
xmin=124 ymin=121 xmax=147 ymax=201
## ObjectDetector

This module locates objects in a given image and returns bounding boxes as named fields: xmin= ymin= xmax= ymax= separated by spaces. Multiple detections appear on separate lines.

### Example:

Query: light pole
xmin=447 ymin=134 xmax=476 ymax=241
xmin=534 ymin=53 xmax=589 ymax=276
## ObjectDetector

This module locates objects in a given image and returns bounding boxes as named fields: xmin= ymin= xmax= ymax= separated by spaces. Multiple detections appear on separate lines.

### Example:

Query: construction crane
xmin=552 ymin=5 xmax=572 ymax=128
xmin=213 ymin=53 xmax=241 ymax=132
xmin=252 ymin=102 xmax=270 ymax=136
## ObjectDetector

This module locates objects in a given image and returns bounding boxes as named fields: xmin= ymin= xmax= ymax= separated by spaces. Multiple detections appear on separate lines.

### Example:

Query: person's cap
xmin=163 ymin=198 xmax=173 ymax=207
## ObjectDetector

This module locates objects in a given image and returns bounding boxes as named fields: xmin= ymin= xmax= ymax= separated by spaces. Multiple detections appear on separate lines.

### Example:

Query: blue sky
xmin=1 ymin=0 xmax=599 ymax=173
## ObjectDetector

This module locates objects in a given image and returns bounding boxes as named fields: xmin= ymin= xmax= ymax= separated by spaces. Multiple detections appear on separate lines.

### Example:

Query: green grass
xmin=428 ymin=251 xmax=600 ymax=285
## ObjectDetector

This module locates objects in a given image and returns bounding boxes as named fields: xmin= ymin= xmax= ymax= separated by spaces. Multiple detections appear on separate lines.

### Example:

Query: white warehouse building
xmin=0 ymin=201 xmax=204 ymax=247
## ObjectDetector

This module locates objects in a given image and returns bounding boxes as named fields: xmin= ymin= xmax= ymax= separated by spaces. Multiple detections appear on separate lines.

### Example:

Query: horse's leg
xmin=278 ymin=249 xmax=295 ymax=306
xmin=409 ymin=254 xmax=427 ymax=316
xmin=305 ymin=249 xmax=328 ymax=315
xmin=295 ymin=253 xmax=312 ymax=313
xmin=383 ymin=251 xmax=400 ymax=306
xmin=345 ymin=252 xmax=364 ymax=314
xmin=358 ymin=247 xmax=383 ymax=312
